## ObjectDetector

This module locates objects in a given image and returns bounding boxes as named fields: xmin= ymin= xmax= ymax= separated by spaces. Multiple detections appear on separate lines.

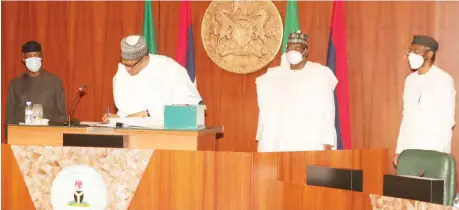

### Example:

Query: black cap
xmin=411 ymin=35 xmax=439 ymax=52
xmin=22 ymin=41 xmax=42 ymax=53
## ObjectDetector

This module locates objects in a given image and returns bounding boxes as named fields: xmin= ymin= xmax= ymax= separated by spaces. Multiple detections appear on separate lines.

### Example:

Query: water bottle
xmin=25 ymin=101 xmax=33 ymax=124
xmin=454 ymin=193 xmax=459 ymax=208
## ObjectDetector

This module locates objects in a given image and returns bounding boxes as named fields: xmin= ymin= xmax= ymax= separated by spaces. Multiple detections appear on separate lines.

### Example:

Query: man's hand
xmin=323 ymin=144 xmax=332 ymax=151
xmin=127 ymin=110 xmax=149 ymax=118
xmin=393 ymin=154 xmax=399 ymax=167
xmin=102 ymin=113 xmax=119 ymax=123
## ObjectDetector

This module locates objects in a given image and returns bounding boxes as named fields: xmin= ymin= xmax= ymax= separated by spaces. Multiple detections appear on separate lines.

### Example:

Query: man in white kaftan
xmin=103 ymin=35 xmax=202 ymax=127
xmin=256 ymin=31 xmax=338 ymax=152
xmin=394 ymin=35 xmax=456 ymax=166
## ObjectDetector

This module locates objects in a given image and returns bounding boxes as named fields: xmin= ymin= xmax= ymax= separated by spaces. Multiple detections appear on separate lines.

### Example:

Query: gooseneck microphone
xmin=67 ymin=84 xmax=86 ymax=126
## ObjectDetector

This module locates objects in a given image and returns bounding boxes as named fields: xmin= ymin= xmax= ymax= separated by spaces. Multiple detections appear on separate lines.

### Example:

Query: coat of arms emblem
xmin=201 ymin=0 xmax=283 ymax=74
xmin=51 ymin=165 xmax=106 ymax=209
xmin=67 ymin=180 xmax=90 ymax=208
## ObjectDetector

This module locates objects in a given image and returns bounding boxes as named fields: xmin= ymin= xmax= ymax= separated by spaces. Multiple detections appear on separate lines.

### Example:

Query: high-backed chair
xmin=397 ymin=149 xmax=456 ymax=206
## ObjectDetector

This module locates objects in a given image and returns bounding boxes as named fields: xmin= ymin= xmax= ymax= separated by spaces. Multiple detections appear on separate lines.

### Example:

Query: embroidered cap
xmin=288 ymin=30 xmax=308 ymax=45
xmin=120 ymin=35 xmax=148 ymax=60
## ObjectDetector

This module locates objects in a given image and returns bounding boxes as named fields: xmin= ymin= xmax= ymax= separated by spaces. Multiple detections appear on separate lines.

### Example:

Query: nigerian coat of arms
xmin=201 ymin=0 xmax=283 ymax=74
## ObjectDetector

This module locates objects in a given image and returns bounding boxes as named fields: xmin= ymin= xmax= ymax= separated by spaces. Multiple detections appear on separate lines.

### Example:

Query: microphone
xmin=66 ymin=84 xmax=86 ymax=126
xmin=78 ymin=84 xmax=86 ymax=92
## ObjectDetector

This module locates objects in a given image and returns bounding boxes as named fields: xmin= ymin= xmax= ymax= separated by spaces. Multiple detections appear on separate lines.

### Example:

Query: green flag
xmin=143 ymin=0 xmax=157 ymax=54
xmin=281 ymin=0 xmax=300 ymax=53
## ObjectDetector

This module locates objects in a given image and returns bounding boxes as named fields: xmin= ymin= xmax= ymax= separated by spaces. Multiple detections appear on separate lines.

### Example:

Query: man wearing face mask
xmin=6 ymin=41 xmax=66 ymax=124
xmin=102 ymin=34 xmax=201 ymax=126
xmin=255 ymin=31 xmax=338 ymax=152
xmin=393 ymin=35 xmax=456 ymax=166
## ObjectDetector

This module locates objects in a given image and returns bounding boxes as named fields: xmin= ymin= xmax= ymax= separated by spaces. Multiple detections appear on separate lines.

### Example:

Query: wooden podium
xmin=6 ymin=125 xmax=222 ymax=150
xmin=2 ymin=143 xmax=389 ymax=210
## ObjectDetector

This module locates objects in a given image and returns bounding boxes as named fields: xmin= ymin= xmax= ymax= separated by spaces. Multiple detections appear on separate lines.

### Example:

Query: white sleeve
xmin=432 ymin=76 xmax=456 ymax=152
xmin=439 ymin=77 xmax=456 ymax=127
xmin=145 ymin=105 xmax=165 ymax=124
xmin=395 ymin=79 xmax=410 ymax=154
xmin=165 ymin=58 xmax=202 ymax=105
xmin=322 ymin=71 xmax=338 ymax=146
xmin=113 ymin=71 xmax=128 ymax=118
xmin=144 ymin=58 xmax=202 ymax=123
xmin=395 ymin=116 xmax=408 ymax=154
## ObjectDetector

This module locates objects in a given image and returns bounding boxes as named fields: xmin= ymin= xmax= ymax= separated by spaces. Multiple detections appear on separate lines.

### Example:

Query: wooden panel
xmin=197 ymin=132 xmax=217 ymax=151
xmin=251 ymin=149 xmax=386 ymax=209
xmin=126 ymin=134 xmax=198 ymax=150
xmin=7 ymin=125 xmax=86 ymax=146
xmin=1 ymin=145 xmax=35 ymax=210
xmin=354 ymin=149 xmax=388 ymax=194
xmin=260 ymin=182 xmax=370 ymax=210
xmin=130 ymin=149 xmax=387 ymax=209
xmin=256 ymin=149 xmax=387 ymax=194
xmin=3 ymin=147 xmax=387 ymax=209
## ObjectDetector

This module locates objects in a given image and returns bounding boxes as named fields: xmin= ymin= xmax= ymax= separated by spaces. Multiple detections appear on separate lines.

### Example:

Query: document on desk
xmin=81 ymin=118 xmax=163 ymax=129
xmin=80 ymin=121 xmax=115 ymax=127
xmin=107 ymin=117 xmax=164 ymax=129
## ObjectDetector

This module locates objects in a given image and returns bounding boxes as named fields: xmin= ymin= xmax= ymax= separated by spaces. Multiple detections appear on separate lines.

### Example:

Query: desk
xmin=6 ymin=125 xmax=222 ymax=150
xmin=2 ymin=147 xmax=388 ymax=210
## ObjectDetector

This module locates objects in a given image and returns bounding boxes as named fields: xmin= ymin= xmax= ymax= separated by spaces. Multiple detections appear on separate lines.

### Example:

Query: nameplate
xmin=63 ymin=133 xmax=127 ymax=148
xmin=306 ymin=165 xmax=363 ymax=192
xmin=383 ymin=174 xmax=444 ymax=204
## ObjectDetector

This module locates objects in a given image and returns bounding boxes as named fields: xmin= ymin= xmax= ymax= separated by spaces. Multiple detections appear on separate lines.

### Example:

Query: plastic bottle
xmin=25 ymin=101 xmax=33 ymax=124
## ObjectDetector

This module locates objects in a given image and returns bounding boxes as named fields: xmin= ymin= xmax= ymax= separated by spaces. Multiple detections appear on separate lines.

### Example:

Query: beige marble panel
xmin=11 ymin=145 xmax=154 ymax=210
xmin=370 ymin=194 xmax=458 ymax=210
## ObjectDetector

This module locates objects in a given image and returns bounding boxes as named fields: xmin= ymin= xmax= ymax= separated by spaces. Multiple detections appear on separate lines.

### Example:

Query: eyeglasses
xmin=121 ymin=58 xmax=143 ymax=68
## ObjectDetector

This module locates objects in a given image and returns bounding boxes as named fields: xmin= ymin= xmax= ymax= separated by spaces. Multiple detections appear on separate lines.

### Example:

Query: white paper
xmin=107 ymin=117 xmax=164 ymax=129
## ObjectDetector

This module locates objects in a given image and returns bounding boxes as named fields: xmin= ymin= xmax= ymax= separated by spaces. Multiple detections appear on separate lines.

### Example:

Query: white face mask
xmin=25 ymin=57 xmax=42 ymax=72
xmin=408 ymin=53 xmax=424 ymax=70
xmin=286 ymin=49 xmax=306 ymax=65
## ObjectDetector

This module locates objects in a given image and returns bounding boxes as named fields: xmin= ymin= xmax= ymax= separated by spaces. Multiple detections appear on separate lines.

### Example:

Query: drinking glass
xmin=32 ymin=104 xmax=43 ymax=121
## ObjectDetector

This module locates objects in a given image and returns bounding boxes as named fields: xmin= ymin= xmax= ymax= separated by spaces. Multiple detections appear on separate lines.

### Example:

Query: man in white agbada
xmin=394 ymin=35 xmax=456 ymax=166
xmin=102 ymin=34 xmax=202 ymax=127
xmin=256 ymin=31 xmax=338 ymax=152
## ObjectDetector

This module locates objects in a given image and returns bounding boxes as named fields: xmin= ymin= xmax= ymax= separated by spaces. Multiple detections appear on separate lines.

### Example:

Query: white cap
xmin=120 ymin=35 xmax=148 ymax=60
xmin=26 ymin=101 xmax=32 ymax=105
